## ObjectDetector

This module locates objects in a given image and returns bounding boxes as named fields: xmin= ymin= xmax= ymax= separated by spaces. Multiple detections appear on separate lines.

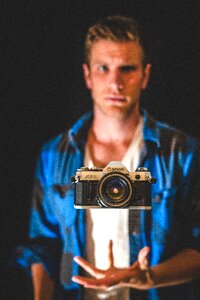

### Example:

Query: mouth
xmin=104 ymin=95 xmax=126 ymax=103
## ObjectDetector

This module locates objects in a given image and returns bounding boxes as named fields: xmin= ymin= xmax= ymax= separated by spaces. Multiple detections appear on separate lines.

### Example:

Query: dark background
xmin=1 ymin=0 xmax=200 ymax=297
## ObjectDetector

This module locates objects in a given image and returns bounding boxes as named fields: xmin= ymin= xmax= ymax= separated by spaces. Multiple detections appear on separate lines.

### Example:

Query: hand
xmin=72 ymin=240 xmax=154 ymax=290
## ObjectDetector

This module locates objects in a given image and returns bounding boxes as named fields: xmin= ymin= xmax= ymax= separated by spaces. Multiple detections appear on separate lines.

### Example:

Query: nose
xmin=109 ymin=70 xmax=124 ymax=92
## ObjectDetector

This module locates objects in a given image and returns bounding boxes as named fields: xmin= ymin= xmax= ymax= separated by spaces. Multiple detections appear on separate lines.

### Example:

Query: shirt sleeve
xmin=13 ymin=238 xmax=62 ymax=279
xmin=180 ymin=141 xmax=200 ymax=252
xmin=12 ymin=145 xmax=62 ymax=280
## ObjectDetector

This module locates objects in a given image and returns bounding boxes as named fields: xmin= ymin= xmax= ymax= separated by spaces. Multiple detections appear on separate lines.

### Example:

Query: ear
xmin=141 ymin=63 xmax=151 ymax=90
xmin=82 ymin=63 xmax=92 ymax=90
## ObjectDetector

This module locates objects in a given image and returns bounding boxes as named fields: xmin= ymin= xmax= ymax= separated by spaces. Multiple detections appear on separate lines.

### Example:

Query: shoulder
xmin=38 ymin=112 xmax=93 ymax=162
xmin=144 ymin=114 xmax=200 ymax=183
xmin=40 ymin=132 xmax=68 ymax=157
xmin=144 ymin=111 xmax=199 ymax=153
xmin=34 ymin=132 xmax=69 ymax=178
xmin=157 ymin=120 xmax=199 ymax=153
xmin=42 ymin=131 xmax=69 ymax=154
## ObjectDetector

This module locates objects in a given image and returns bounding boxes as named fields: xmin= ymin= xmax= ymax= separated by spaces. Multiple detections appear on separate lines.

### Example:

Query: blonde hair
xmin=84 ymin=15 xmax=148 ymax=67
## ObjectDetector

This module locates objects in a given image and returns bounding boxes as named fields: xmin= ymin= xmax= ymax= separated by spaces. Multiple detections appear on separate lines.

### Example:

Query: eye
xmin=98 ymin=65 xmax=109 ymax=73
xmin=120 ymin=65 xmax=137 ymax=73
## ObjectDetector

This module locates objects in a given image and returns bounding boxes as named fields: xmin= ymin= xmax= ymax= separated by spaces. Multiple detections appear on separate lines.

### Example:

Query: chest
xmin=87 ymin=140 xmax=131 ymax=167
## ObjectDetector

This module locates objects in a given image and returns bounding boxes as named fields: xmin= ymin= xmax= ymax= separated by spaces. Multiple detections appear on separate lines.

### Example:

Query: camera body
xmin=71 ymin=161 xmax=156 ymax=209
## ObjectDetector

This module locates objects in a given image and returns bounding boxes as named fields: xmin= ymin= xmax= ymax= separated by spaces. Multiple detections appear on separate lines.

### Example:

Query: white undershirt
xmin=84 ymin=118 xmax=144 ymax=300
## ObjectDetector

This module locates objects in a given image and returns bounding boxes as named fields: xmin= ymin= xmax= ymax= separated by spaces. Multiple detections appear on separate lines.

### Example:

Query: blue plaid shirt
xmin=15 ymin=110 xmax=200 ymax=299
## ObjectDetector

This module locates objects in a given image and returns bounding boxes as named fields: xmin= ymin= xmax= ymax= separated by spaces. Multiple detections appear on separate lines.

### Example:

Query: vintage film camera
xmin=71 ymin=161 xmax=156 ymax=209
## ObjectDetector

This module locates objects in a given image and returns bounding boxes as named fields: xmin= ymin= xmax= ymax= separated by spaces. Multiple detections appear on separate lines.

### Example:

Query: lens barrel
xmin=98 ymin=172 xmax=133 ymax=208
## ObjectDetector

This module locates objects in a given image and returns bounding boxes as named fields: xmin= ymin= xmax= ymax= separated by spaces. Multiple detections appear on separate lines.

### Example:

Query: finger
xmin=129 ymin=260 xmax=139 ymax=270
xmin=72 ymin=276 xmax=107 ymax=289
xmin=138 ymin=246 xmax=150 ymax=270
xmin=108 ymin=240 xmax=114 ymax=268
xmin=73 ymin=256 xmax=104 ymax=277
xmin=72 ymin=266 xmax=136 ymax=289
xmin=72 ymin=272 xmax=125 ymax=289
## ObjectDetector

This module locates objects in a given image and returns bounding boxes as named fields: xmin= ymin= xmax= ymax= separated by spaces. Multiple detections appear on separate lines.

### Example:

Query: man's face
xmin=83 ymin=40 xmax=151 ymax=120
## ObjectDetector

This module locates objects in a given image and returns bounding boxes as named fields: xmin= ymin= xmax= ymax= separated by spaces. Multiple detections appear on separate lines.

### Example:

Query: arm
xmin=13 ymin=146 xmax=62 ymax=296
xmin=31 ymin=263 xmax=55 ymax=300
xmin=151 ymin=248 xmax=200 ymax=288
xmin=72 ymin=241 xmax=200 ymax=290
xmin=29 ymin=149 xmax=62 ymax=298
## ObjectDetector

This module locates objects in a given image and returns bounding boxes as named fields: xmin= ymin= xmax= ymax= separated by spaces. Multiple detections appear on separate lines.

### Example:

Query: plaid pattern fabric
xmin=14 ymin=111 xmax=200 ymax=299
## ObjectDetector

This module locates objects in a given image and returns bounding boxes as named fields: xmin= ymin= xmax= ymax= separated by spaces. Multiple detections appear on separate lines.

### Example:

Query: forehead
xmin=89 ymin=39 xmax=144 ymax=64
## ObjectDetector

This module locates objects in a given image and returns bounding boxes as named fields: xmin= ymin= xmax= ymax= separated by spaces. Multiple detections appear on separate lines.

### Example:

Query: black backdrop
xmin=2 ymin=0 xmax=200 ymax=296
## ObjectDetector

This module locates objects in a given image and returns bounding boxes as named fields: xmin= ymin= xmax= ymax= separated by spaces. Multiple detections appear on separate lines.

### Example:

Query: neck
xmin=91 ymin=108 xmax=142 ymax=143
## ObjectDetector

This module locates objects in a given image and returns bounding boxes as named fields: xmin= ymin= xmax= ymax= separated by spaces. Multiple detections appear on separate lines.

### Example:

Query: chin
xmin=101 ymin=106 xmax=134 ymax=120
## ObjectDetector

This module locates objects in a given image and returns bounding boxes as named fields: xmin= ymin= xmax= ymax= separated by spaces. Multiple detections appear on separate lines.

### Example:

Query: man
xmin=14 ymin=16 xmax=200 ymax=299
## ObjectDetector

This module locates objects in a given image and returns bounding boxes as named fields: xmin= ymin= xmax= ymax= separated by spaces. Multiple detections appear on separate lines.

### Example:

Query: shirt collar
xmin=68 ymin=112 xmax=93 ymax=152
xmin=142 ymin=110 xmax=161 ymax=148
xmin=69 ymin=110 xmax=161 ymax=150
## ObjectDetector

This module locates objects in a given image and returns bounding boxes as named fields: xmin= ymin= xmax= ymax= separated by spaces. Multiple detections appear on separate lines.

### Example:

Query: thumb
xmin=108 ymin=240 xmax=114 ymax=268
xmin=138 ymin=246 xmax=150 ymax=270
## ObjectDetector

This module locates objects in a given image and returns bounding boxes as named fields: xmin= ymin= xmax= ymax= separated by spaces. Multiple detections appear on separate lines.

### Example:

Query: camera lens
xmin=98 ymin=173 xmax=132 ymax=208
xmin=105 ymin=178 xmax=126 ymax=200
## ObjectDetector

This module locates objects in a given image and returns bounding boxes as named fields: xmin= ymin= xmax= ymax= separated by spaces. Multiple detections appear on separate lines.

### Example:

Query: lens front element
xmin=98 ymin=173 xmax=132 ymax=208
